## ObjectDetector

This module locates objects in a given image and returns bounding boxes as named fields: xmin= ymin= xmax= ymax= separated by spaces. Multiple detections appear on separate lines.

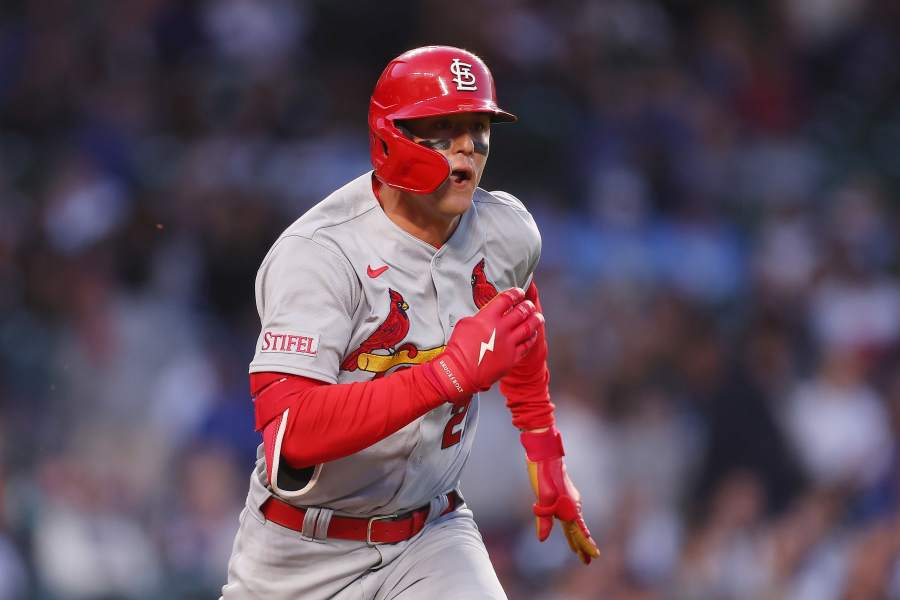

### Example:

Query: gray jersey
xmin=245 ymin=171 xmax=540 ymax=517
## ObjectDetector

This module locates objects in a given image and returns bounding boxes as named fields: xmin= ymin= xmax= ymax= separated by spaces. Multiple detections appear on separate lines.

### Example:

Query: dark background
xmin=0 ymin=0 xmax=899 ymax=598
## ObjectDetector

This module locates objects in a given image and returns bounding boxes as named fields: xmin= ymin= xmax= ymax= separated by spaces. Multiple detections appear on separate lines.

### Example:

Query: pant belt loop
xmin=313 ymin=508 xmax=333 ymax=540
xmin=425 ymin=492 xmax=451 ymax=523
xmin=301 ymin=507 xmax=321 ymax=541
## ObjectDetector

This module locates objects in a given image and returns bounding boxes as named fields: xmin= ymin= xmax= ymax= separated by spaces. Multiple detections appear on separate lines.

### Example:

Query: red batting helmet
xmin=369 ymin=46 xmax=517 ymax=195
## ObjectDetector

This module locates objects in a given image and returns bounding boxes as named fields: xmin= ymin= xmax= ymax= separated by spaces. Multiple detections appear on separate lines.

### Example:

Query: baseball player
xmin=221 ymin=46 xmax=599 ymax=600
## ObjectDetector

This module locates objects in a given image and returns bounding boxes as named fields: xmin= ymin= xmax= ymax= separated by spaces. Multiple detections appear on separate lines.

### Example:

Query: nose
xmin=452 ymin=127 xmax=476 ymax=155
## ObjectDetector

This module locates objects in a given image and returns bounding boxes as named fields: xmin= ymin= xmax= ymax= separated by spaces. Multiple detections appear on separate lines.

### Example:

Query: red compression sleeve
xmin=252 ymin=367 xmax=447 ymax=469
xmin=499 ymin=281 xmax=556 ymax=430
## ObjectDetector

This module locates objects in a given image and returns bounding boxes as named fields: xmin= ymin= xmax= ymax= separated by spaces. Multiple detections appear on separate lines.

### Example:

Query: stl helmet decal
xmin=450 ymin=58 xmax=478 ymax=91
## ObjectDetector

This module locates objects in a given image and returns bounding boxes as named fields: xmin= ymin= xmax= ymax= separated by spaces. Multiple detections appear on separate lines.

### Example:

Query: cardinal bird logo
xmin=471 ymin=258 xmax=499 ymax=309
xmin=341 ymin=289 xmax=411 ymax=372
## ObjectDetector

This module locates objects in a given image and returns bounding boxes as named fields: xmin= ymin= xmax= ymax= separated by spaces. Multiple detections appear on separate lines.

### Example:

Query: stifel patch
xmin=261 ymin=331 xmax=320 ymax=357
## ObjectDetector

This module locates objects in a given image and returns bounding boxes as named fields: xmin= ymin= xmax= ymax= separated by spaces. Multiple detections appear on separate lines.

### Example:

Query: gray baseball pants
xmin=220 ymin=500 xmax=507 ymax=599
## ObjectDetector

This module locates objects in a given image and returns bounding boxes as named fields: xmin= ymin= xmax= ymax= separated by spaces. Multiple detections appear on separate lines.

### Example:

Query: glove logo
xmin=478 ymin=328 xmax=496 ymax=365
xmin=450 ymin=58 xmax=478 ymax=91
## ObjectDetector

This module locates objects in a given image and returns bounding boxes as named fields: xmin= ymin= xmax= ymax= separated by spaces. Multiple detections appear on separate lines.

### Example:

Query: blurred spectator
xmin=0 ymin=462 xmax=28 ymax=600
xmin=783 ymin=348 xmax=893 ymax=489
xmin=41 ymin=154 xmax=130 ymax=256
xmin=810 ymin=263 xmax=900 ymax=358
xmin=840 ymin=515 xmax=900 ymax=600
xmin=0 ymin=533 xmax=27 ymax=600
xmin=753 ymin=201 xmax=820 ymax=306
xmin=769 ymin=488 xmax=847 ymax=600
xmin=31 ymin=456 xmax=162 ymax=599
xmin=158 ymin=442 xmax=243 ymax=597
xmin=677 ymin=472 xmax=770 ymax=598
xmin=693 ymin=314 xmax=807 ymax=516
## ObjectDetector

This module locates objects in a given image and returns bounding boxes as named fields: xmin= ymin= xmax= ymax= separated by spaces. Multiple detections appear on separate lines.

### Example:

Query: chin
xmin=429 ymin=179 xmax=477 ymax=216
xmin=434 ymin=190 xmax=474 ymax=218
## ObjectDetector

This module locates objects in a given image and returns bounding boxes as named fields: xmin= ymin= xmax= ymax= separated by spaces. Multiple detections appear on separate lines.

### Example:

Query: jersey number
xmin=441 ymin=399 xmax=471 ymax=449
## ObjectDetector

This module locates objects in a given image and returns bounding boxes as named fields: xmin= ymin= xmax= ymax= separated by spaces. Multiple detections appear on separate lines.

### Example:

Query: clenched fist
xmin=426 ymin=287 xmax=543 ymax=404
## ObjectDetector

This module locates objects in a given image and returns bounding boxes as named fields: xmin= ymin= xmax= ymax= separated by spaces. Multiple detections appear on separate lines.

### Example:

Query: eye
xmin=434 ymin=119 xmax=452 ymax=131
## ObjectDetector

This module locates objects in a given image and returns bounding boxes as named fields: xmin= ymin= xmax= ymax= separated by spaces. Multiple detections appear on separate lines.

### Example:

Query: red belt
xmin=260 ymin=492 xmax=459 ymax=544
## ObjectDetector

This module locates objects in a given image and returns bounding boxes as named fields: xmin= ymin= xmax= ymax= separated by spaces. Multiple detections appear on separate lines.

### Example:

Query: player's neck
xmin=376 ymin=183 xmax=462 ymax=250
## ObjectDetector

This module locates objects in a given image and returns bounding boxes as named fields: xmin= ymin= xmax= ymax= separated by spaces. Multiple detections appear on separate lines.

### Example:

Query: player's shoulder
xmin=472 ymin=188 xmax=542 ymax=282
xmin=473 ymin=188 xmax=530 ymax=213
xmin=281 ymin=172 xmax=378 ymax=241
xmin=260 ymin=172 xmax=376 ymax=272
xmin=473 ymin=188 xmax=540 ymax=243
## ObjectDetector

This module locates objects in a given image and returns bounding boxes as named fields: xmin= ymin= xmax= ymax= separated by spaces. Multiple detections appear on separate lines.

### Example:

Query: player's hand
xmin=521 ymin=427 xmax=600 ymax=565
xmin=426 ymin=287 xmax=543 ymax=404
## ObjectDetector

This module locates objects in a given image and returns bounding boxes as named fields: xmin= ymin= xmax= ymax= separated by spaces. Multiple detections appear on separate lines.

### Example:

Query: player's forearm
xmin=500 ymin=366 xmax=556 ymax=430
xmin=258 ymin=367 xmax=446 ymax=468
xmin=499 ymin=281 xmax=556 ymax=430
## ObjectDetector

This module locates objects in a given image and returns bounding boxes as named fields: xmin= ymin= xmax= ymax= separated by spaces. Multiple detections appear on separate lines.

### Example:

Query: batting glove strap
xmin=520 ymin=426 xmax=565 ymax=462
xmin=423 ymin=344 xmax=481 ymax=404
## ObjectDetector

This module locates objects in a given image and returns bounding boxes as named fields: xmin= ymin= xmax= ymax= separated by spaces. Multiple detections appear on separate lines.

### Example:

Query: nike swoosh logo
xmin=478 ymin=328 xmax=496 ymax=365
xmin=367 ymin=264 xmax=389 ymax=278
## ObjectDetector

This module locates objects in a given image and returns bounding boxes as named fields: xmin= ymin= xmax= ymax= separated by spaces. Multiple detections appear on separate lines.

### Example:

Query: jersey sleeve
xmin=249 ymin=235 xmax=360 ymax=383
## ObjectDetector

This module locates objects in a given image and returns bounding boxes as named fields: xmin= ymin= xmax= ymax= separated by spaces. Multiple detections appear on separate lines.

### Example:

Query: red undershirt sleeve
xmin=252 ymin=365 xmax=447 ymax=472
xmin=499 ymin=280 xmax=556 ymax=430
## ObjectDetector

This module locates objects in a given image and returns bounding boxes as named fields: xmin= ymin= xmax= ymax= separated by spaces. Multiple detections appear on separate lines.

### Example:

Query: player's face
xmin=398 ymin=113 xmax=491 ymax=215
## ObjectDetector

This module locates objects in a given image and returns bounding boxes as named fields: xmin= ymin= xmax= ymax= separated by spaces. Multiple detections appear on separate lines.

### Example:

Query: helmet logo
xmin=450 ymin=58 xmax=478 ymax=91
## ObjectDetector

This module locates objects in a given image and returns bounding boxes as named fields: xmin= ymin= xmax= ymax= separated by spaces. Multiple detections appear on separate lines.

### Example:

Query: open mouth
xmin=451 ymin=168 xmax=473 ymax=184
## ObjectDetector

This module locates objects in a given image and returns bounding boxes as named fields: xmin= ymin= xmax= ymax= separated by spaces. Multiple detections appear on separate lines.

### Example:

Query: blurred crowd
xmin=1 ymin=0 xmax=899 ymax=598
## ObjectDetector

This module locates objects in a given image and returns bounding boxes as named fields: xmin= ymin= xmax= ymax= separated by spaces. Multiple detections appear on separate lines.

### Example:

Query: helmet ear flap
xmin=371 ymin=116 xmax=450 ymax=194
xmin=370 ymin=130 xmax=389 ymax=159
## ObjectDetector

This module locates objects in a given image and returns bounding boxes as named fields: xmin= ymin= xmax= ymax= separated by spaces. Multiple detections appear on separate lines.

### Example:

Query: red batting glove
xmin=521 ymin=426 xmax=600 ymax=565
xmin=424 ymin=288 xmax=544 ymax=404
